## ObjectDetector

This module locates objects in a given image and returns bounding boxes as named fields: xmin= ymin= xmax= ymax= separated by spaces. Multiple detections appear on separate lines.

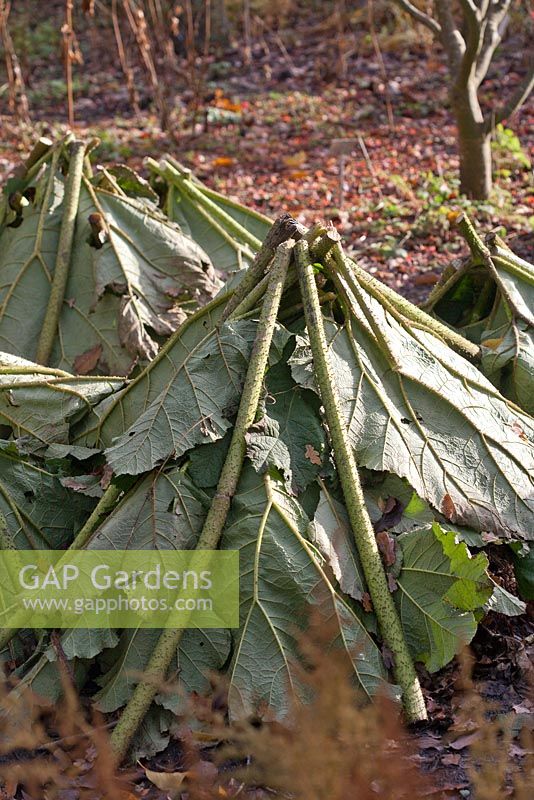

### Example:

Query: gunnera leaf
xmin=221 ymin=466 xmax=389 ymax=719
xmin=289 ymin=275 xmax=534 ymax=540
xmin=245 ymin=361 xmax=326 ymax=494
xmin=0 ymin=442 xmax=95 ymax=549
xmin=149 ymin=157 xmax=271 ymax=275
xmin=0 ymin=352 xmax=123 ymax=452
xmin=75 ymin=305 xmax=290 ymax=476
xmin=395 ymin=523 xmax=491 ymax=672
xmin=424 ymin=226 xmax=534 ymax=414
xmin=0 ymin=139 xmax=221 ymax=376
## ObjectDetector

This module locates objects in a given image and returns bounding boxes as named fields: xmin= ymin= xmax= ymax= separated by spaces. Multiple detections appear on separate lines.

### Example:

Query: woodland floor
xmin=0 ymin=4 xmax=533 ymax=798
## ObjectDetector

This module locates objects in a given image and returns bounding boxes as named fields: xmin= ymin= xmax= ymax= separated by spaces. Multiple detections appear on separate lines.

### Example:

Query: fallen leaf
xmin=361 ymin=591 xmax=373 ymax=612
xmin=413 ymin=272 xmax=439 ymax=286
xmin=100 ymin=463 xmax=114 ymax=490
xmin=483 ymin=337 xmax=504 ymax=350
xmin=449 ymin=731 xmax=481 ymax=750
xmin=417 ymin=735 xmax=442 ymax=750
xmin=374 ymin=497 xmax=404 ymax=533
xmin=144 ymin=761 xmax=218 ymax=793
xmin=387 ymin=572 xmax=398 ymax=592
xmin=213 ymin=157 xmax=236 ymax=167
xmin=441 ymin=753 xmax=461 ymax=766
xmin=283 ymin=151 xmax=307 ymax=168
xmin=376 ymin=530 xmax=397 ymax=566
xmin=73 ymin=343 xmax=103 ymax=375
xmin=144 ymin=767 xmax=187 ymax=792
xmin=304 ymin=444 xmax=322 ymax=465
xmin=441 ymin=493 xmax=457 ymax=523
xmin=289 ymin=169 xmax=308 ymax=179
xmin=512 ymin=420 xmax=527 ymax=441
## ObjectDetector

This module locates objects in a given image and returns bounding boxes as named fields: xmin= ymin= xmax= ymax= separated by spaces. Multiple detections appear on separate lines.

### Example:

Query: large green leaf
xmin=0 ymin=353 xmax=123 ymax=450
xmin=221 ymin=467 xmax=388 ymax=720
xmin=395 ymin=523 xmax=491 ymax=672
xmin=289 ymin=281 xmax=534 ymax=540
xmin=425 ymin=234 xmax=534 ymax=414
xmin=129 ymin=707 xmax=173 ymax=760
xmin=85 ymin=468 xmax=211 ymax=551
xmin=14 ymin=466 xmax=229 ymax=712
xmin=151 ymin=158 xmax=271 ymax=274
xmin=76 ymin=311 xmax=289 ymax=476
xmin=0 ymin=443 xmax=95 ymax=549
xmin=481 ymin=318 xmax=534 ymax=415
xmin=95 ymin=627 xmax=230 ymax=714
xmin=512 ymin=544 xmax=534 ymax=601
xmin=310 ymin=480 xmax=366 ymax=603
xmin=0 ymin=147 xmax=221 ymax=376
xmin=245 ymin=361 xmax=326 ymax=494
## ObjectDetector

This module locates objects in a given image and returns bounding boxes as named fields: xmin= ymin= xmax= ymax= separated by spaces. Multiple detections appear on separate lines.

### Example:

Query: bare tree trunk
xmin=457 ymin=125 xmax=492 ymax=200
xmin=452 ymin=81 xmax=492 ymax=200
xmin=390 ymin=1 xmax=533 ymax=200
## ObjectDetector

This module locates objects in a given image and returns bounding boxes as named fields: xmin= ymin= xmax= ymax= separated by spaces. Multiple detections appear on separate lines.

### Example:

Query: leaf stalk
xmin=295 ymin=239 xmax=427 ymax=724
xmin=109 ymin=241 xmax=294 ymax=762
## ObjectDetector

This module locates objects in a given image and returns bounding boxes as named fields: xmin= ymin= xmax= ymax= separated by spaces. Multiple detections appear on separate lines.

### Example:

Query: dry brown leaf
xmin=441 ymin=493 xmax=457 ymax=522
xmin=376 ymin=531 xmax=397 ymax=567
xmin=73 ymin=343 xmax=103 ymax=375
xmin=144 ymin=760 xmax=218 ymax=794
xmin=304 ymin=443 xmax=322 ymax=465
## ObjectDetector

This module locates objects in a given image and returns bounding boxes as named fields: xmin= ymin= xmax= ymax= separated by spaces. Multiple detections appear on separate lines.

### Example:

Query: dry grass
xmin=1 ymin=620 xmax=532 ymax=799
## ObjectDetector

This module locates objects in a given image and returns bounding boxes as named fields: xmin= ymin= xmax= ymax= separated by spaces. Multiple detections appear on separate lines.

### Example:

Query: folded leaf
xmin=0 ymin=144 xmax=221 ymax=375
xmin=221 ymin=467 xmax=388 ymax=719
xmin=0 ymin=353 xmax=123 ymax=451
xmin=395 ymin=523 xmax=491 ymax=672
xmin=150 ymin=157 xmax=271 ymax=274
xmin=0 ymin=443 xmax=95 ymax=549
xmin=289 ymin=289 xmax=534 ymax=540
xmin=77 ymin=312 xmax=289 ymax=476
xmin=246 ymin=361 xmax=326 ymax=494
xmin=425 ymin=230 xmax=534 ymax=414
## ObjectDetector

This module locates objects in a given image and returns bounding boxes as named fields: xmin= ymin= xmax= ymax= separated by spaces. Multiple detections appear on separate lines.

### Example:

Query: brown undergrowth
xmin=1 ymin=619 xmax=532 ymax=799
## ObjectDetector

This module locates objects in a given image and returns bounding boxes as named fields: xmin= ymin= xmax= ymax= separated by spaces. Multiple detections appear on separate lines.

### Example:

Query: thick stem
xmin=331 ymin=245 xmax=480 ymax=360
xmin=35 ymin=140 xmax=86 ymax=365
xmin=459 ymin=215 xmax=534 ymax=285
xmin=69 ymin=483 xmax=123 ymax=550
xmin=221 ymin=214 xmax=302 ymax=322
xmin=110 ymin=242 xmax=294 ymax=762
xmin=165 ymin=155 xmax=272 ymax=229
xmin=148 ymin=159 xmax=262 ymax=251
xmin=295 ymin=240 xmax=427 ymax=724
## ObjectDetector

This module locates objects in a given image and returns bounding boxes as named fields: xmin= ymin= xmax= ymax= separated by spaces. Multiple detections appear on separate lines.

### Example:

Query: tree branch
xmin=489 ymin=59 xmax=534 ymax=129
xmin=475 ymin=0 xmax=512 ymax=87
xmin=455 ymin=0 xmax=483 ymax=87
xmin=390 ymin=0 xmax=441 ymax=36
xmin=434 ymin=0 xmax=465 ymax=74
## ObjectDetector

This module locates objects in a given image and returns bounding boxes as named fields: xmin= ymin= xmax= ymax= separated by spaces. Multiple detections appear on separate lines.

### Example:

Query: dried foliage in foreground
xmin=1 ymin=625 xmax=532 ymax=800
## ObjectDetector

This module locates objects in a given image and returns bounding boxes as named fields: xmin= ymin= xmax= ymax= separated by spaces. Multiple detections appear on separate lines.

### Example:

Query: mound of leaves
xmin=0 ymin=151 xmax=532 ymax=761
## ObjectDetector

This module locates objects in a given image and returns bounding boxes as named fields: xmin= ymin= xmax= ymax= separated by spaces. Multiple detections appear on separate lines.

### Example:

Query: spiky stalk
xmin=110 ymin=241 xmax=294 ymax=762
xmin=221 ymin=214 xmax=302 ymax=322
xmin=295 ymin=239 xmax=427 ymax=724
xmin=36 ymin=139 xmax=86 ymax=365
xmin=329 ymin=244 xmax=480 ymax=360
